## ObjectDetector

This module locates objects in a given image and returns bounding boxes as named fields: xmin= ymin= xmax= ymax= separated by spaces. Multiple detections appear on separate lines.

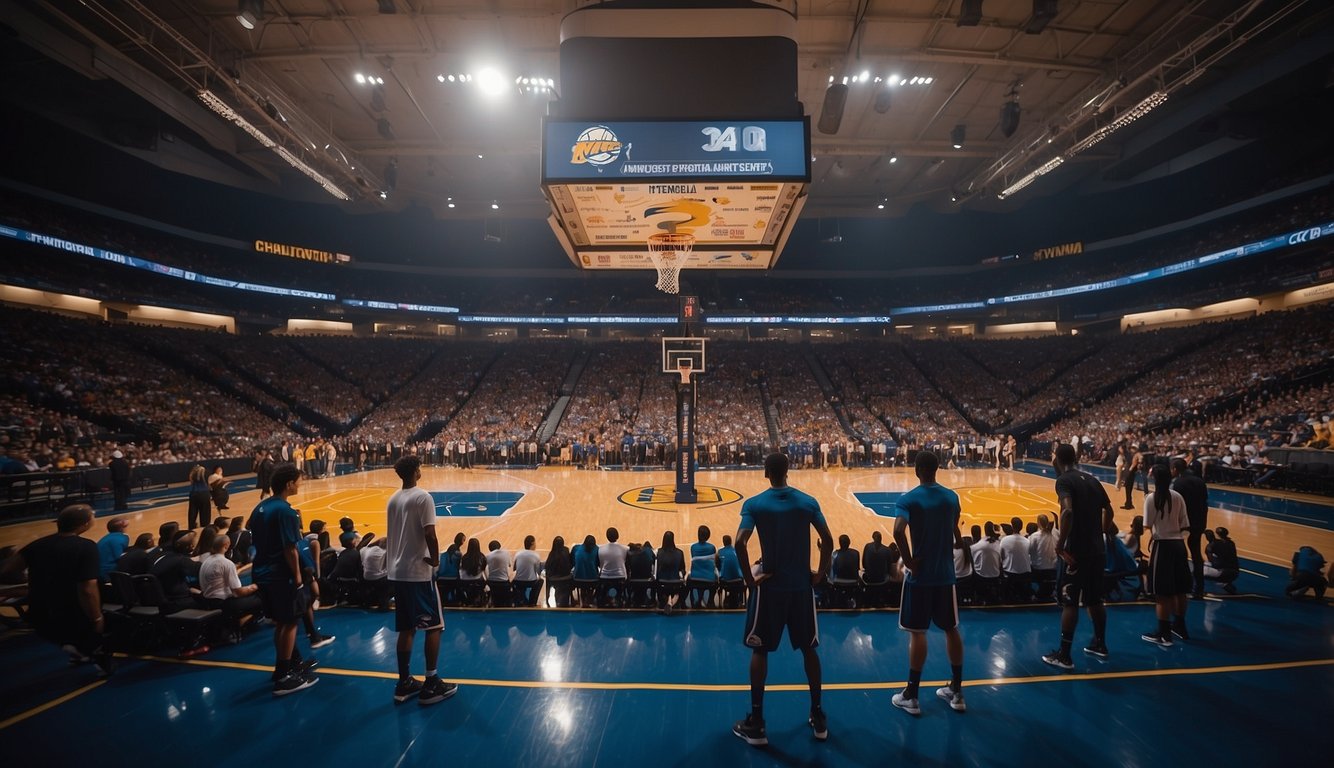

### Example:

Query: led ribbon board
xmin=542 ymin=119 xmax=810 ymax=270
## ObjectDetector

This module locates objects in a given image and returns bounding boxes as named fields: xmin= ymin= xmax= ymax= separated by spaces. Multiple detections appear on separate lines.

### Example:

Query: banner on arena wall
xmin=255 ymin=240 xmax=352 ymax=264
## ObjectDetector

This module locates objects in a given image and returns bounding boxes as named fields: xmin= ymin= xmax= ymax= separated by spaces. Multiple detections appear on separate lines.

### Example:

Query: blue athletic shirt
xmin=572 ymin=544 xmax=599 ymax=580
xmin=894 ymin=483 xmax=960 ymax=586
xmin=718 ymin=545 xmax=743 ymax=580
xmin=1293 ymin=546 xmax=1326 ymax=574
xmin=249 ymin=496 xmax=303 ymax=584
xmin=689 ymin=541 xmax=717 ymax=581
xmin=739 ymin=486 xmax=826 ymax=591
xmin=437 ymin=547 xmax=461 ymax=579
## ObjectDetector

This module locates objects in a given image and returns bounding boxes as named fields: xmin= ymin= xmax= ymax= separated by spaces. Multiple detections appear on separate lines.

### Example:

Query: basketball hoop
xmin=676 ymin=359 xmax=694 ymax=385
xmin=647 ymin=232 xmax=694 ymax=295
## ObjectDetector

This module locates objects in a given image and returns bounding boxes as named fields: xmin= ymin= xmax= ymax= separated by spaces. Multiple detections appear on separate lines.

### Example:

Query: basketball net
xmin=647 ymin=232 xmax=694 ymax=295
xmin=676 ymin=360 xmax=694 ymax=385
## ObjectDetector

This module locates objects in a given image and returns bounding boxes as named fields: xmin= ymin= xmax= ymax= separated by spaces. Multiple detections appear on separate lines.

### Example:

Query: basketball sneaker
xmin=419 ymin=677 xmax=458 ymax=706
xmin=936 ymin=686 xmax=967 ymax=712
xmin=309 ymin=633 xmax=336 ymax=649
xmin=1141 ymin=631 xmax=1173 ymax=647
xmin=1084 ymin=640 xmax=1110 ymax=658
xmin=808 ymin=707 xmax=828 ymax=740
xmin=732 ymin=714 xmax=768 ymax=746
xmin=393 ymin=677 xmax=424 ymax=703
xmin=891 ymin=692 xmax=921 ymax=716
xmin=273 ymin=671 xmax=317 ymax=696
xmin=1170 ymin=622 xmax=1190 ymax=641
xmin=1042 ymin=650 xmax=1074 ymax=670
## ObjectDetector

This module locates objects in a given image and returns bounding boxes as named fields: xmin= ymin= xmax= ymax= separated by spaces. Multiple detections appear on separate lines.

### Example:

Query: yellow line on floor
xmin=122 ymin=654 xmax=1334 ymax=693
xmin=0 ymin=680 xmax=105 ymax=730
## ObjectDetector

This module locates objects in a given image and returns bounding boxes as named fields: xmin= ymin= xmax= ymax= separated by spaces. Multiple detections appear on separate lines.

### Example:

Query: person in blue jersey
xmin=717 ymin=534 xmax=745 ymax=607
xmin=890 ymin=451 xmax=967 ymax=716
xmin=732 ymin=452 xmax=834 ymax=747
xmin=96 ymin=517 xmax=130 ymax=580
xmin=1042 ymin=444 xmax=1115 ymax=670
xmin=688 ymin=525 xmax=718 ymax=608
xmin=247 ymin=463 xmax=317 ymax=696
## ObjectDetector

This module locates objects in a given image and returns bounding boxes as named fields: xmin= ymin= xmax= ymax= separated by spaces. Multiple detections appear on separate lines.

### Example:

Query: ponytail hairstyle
xmin=1152 ymin=464 xmax=1172 ymax=516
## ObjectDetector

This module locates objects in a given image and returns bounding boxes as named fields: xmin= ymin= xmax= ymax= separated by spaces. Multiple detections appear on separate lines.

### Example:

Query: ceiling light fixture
xmin=236 ymin=0 xmax=262 ymax=30
xmin=951 ymin=124 xmax=966 ymax=149
xmin=997 ymin=155 xmax=1065 ymax=199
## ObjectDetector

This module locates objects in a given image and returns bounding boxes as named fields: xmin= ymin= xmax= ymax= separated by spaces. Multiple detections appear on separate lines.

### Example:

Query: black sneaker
xmin=92 ymin=651 xmax=116 ymax=678
xmin=273 ymin=671 xmax=317 ymax=696
xmin=309 ymin=634 xmax=336 ymax=649
xmin=808 ymin=707 xmax=828 ymax=741
xmin=394 ymin=677 xmax=424 ymax=703
xmin=273 ymin=658 xmax=320 ymax=683
xmin=1083 ymin=640 xmax=1109 ymax=658
xmin=1223 ymin=583 xmax=1238 ymax=595
xmin=733 ymin=714 xmax=768 ymax=747
xmin=1042 ymin=650 xmax=1074 ymax=670
xmin=1171 ymin=623 xmax=1190 ymax=641
xmin=1141 ymin=631 xmax=1173 ymax=648
xmin=419 ymin=677 xmax=458 ymax=706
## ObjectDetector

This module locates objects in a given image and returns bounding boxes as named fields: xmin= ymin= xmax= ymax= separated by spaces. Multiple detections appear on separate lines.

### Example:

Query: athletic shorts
xmin=1149 ymin=539 xmax=1192 ymax=596
xmin=392 ymin=580 xmax=444 ymax=632
xmin=257 ymin=580 xmax=307 ymax=624
xmin=899 ymin=582 xmax=959 ymax=632
xmin=743 ymin=584 xmax=818 ymax=652
xmin=1056 ymin=553 xmax=1105 ymax=608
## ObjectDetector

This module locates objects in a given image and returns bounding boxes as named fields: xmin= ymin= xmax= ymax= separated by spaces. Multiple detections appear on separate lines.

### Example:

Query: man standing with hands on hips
xmin=732 ymin=452 xmax=834 ymax=747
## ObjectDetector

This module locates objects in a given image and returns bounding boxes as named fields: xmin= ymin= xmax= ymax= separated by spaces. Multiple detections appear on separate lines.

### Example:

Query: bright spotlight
xmin=475 ymin=67 xmax=506 ymax=96
xmin=491 ymin=202 xmax=499 ymax=210
xmin=354 ymin=73 xmax=366 ymax=84
xmin=437 ymin=74 xmax=445 ymax=83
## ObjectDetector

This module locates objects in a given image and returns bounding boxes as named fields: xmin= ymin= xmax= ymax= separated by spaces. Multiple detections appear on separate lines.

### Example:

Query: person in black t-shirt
xmin=2 ymin=504 xmax=113 ymax=676
xmin=1203 ymin=528 xmax=1240 ymax=594
xmin=150 ymin=530 xmax=200 ymax=614
xmin=117 ymin=533 xmax=156 ymax=575
xmin=1042 ymin=444 xmax=1115 ymax=671
xmin=1170 ymin=458 xmax=1209 ymax=600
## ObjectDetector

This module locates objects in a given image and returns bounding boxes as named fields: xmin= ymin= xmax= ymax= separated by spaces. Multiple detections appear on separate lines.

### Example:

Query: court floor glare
xmin=1 ymin=462 xmax=1332 ymax=767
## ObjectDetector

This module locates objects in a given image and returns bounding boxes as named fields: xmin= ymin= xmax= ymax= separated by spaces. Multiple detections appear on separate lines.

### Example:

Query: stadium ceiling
xmin=2 ymin=0 xmax=1330 ymax=218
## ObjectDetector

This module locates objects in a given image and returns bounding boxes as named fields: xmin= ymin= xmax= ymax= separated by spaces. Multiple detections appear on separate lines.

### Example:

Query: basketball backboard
xmin=542 ymin=119 xmax=810 ymax=273
xmin=662 ymin=337 xmax=706 ymax=376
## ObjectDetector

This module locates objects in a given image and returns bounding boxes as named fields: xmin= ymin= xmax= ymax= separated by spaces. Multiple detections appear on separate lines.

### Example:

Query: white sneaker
xmin=891 ymin=692 xmax=921 ymax=716
xmin=936 ymin=686 xmax=966 ymax=712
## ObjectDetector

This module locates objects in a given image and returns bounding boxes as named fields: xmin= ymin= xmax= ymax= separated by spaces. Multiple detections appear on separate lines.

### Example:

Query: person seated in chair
xmin=513 ymin=535 xmax=543 ymax=607
xmin=149 ymin=530 xmax=200 ymax=614
xmin=1203 ymin=528 xmax=1240 ymax=595
xmin=862 ymin=531 xmax=893 ymax=607
xmin=1000 ymin=524 xmax=1033 ymax=602
xmin=198 ymin=535 xmax=261 ymax=635
xmin=655 ymin=531 xmax=686 ymax=614
xmin=331 ymin=531 xmax=366 ymax=604
xmin=572 ymin=534 xmax=600 ymax=608
xmin=626 ymin=541 xmax=656 ymax=608
xmin=1028 ymin=514 xmax=1059 ymax=601
xmin=970 ymin=523 xmax=1003 ymax=604
xmin=116 ymin=533 xmax=156 ymax=576
xmin=544 ymin=536 xmax=574 ymax=608
xmin=687 ymin=525 xmax=718 ymax=608
xmin=829 ymin=534 xmax=861 ymax=607
xmin=485 ymin=539 xmax=513 ymax=607
xmin=361 ymin=538 xmax=392 ymax=610
xmin=598 ymin=527 xmax=629 ymax=607
xmin=717 ymin=535 xmax=745 ymax=608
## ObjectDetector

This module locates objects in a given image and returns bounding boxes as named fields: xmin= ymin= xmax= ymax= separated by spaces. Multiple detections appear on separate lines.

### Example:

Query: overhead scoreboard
xmin=541 ymin=118 xmax=811 ymax=271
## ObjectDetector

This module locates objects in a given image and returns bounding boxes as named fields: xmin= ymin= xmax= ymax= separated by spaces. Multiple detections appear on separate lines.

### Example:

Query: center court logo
xmin=570 ymin=126 xmax=627 ymax=167
xmin=617 ymin=484 xmax=744 ymax=511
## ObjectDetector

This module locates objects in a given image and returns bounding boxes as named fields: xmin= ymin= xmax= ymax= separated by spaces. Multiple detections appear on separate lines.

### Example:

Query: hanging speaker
xmin=1000 ymin=100 xmax=1021 ymax=137
xmin=873 ymin=85 xmax=892 ymax=114
xmin=818 ymin=83 xmax=849 ymax=135
xmin=957 ymin=0 xmax=983 ymax=27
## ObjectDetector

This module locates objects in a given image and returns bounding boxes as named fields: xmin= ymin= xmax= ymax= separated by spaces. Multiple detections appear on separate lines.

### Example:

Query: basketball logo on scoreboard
xmin=571 ymin=125 xmax=627 ymax=168
xmin=617 ymin=485 xmax=744 ymax=512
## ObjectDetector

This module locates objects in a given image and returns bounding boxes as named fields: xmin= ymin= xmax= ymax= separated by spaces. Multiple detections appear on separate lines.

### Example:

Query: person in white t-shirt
xmin=198 ymin=535 xmax=260 ymax=628
xmin=598 ymin=527 xmax=630 ymax=607
xmin=383 ymin=456 xmax=455 ymax=706
xmin=999 ymin=526 xmax=1033 ymax=602
xmin=513 ymin=535 xmax=544 ymax=607
xmin=970 ymin=523 xmax=1003 ymax=604
xmin=1142 ymin=465 xmax=1192 ymax=647
xmin=1028 ymin=514 xmax=1059 ymax=600
xmin=484 ymin=540 xmax=513 ymax=606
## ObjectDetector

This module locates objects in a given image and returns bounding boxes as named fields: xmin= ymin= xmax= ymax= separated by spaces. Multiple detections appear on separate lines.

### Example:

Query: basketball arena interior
xmin=0 ymin=1 xmax=1331 ymax=765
